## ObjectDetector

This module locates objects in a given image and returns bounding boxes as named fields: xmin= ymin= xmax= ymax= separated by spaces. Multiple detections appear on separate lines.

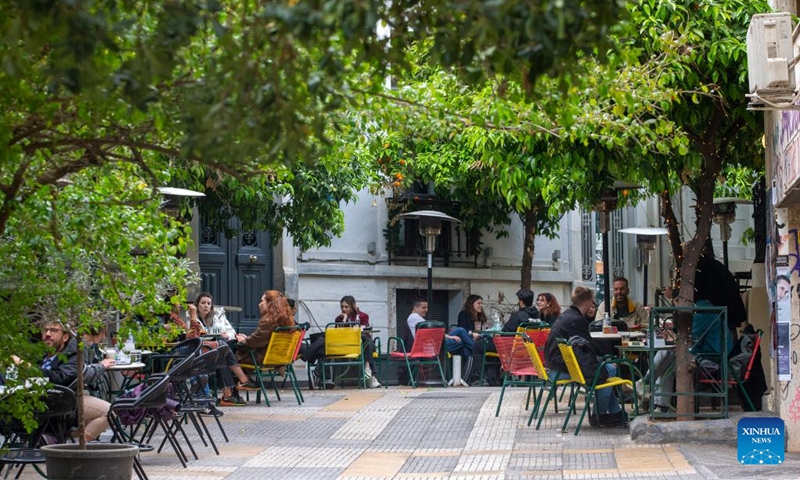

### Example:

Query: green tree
xmin=0 ymin=165 xmax=195 ymax=443
xmin=352 ymin=42 xmax=683 ymax=289
xmin=618 ymin=0 xmax=768 ymax=417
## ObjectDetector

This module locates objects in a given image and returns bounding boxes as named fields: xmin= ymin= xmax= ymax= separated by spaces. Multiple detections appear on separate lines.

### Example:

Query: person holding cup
xmin=186 ymin=293 xmax=252 ymax=406
xmin=191 ymin=292 xmax=239 ymax=341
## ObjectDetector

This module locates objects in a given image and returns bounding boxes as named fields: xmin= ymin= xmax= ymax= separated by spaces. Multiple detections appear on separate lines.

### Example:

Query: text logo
xmin=738 ymin=417 xmax=784 ymax=465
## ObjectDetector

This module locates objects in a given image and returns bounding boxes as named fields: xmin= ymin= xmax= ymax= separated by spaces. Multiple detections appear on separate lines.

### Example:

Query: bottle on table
xmin=602 ymin=312 xmax=612 ymax=334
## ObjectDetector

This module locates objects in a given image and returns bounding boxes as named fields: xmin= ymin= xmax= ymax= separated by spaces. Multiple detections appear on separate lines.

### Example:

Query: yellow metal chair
xmin=239 ymin=325 xmax=305 ymax=406
xmin=556 ymin=338 xmax=637 ymax=435
xmin=321 ymin=322 xmax=365 ymax=388
xmin=527 ymin=341 xmax=575 ymax=430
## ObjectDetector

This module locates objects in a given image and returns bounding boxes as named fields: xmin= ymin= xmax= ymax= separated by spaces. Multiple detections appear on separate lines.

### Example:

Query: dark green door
xmin=198 ymin=219 xmax=273 ymax=335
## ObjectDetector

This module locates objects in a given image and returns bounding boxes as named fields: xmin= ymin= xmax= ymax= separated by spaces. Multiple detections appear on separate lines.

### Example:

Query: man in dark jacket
xmin=545 ymin=286 xmax=625 ymax=426
xmin=504 ymin=288 xmax=540 ymax=333
xmin=39 ymin=321 xmax=78 ymax=386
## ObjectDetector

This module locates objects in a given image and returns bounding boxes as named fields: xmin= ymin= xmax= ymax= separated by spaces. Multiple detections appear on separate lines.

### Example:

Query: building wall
xmin=282 ymin=185 xmax=758 ymax=348
xmin=284 ymin=188 xmax=581 ymax=347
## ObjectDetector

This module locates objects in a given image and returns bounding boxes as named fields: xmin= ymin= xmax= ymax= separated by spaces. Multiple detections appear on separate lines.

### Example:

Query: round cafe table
xmin=104 ymin=362 xmax=146 ymax=400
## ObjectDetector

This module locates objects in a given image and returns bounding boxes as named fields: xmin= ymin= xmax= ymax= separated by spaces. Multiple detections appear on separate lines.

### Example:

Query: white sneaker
xmin=635 ymin=379 xmax=649 ymax=402
xmin=370 ymin=375 xmax=382 ymax=388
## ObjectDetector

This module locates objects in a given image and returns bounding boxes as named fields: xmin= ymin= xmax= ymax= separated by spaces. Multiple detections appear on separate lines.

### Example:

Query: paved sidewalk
xmin=10 ymin=387 xmax=800 ymax=478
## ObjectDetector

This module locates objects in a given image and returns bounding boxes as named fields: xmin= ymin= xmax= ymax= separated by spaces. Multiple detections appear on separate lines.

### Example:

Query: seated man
xmin=595 ymin=277 xmax=648 ymax=330
xmin=407 ymin=297 xmax=475 ymax=377
xmin=545 ymin=286 xmax=627 ymax=427
xmin=20 ymin=321 xmax=113 ymax=442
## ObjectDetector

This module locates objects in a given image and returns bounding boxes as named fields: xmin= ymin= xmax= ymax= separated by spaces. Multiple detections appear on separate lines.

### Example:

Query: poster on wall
xmin=777 ymin=322 xmax=791 ymax=381
xmin=776 ymin=262 xmax=792 ymax=382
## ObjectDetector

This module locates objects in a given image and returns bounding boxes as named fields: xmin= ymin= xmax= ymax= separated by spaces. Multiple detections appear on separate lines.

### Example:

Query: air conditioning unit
xmin=747 ymin=13 xmax=795 ymax=94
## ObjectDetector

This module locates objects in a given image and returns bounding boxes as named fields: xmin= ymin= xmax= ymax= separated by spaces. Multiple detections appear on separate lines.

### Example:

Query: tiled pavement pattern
xmin=8 ymin=387 xmax=800 ymax=479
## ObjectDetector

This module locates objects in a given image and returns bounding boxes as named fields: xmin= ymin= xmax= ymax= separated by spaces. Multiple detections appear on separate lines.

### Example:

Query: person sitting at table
xmin=335 ymin=296 xmax=381 ymax=388
xmin=595 ymin=277 xmax=648 ymax=330
xmin=504 ymin=289 xmax=540 ymax=331
xmin=536 ymin=293 xmax=562 ymax=325
xmin=234 ymin=290 xmax=296 ymax=381
xmin=81 ymin=327 xmax=113 ymax=395
xmin=193 ymin=292 xmax=238 ymax=341
xmin=544 ymin=286 xmax=627 ymax=427
xmin=457 ymin=294 xmax=499 ymax=386
xmin=186 ymin=301 xmax=254 ymax=406
xmin=17 ymin=320 xmax=113 ymax=442
xmin=467 ymin=289 xmax=541 ymax=385
xmin=406 ymin=296 xmax=475 ymax=379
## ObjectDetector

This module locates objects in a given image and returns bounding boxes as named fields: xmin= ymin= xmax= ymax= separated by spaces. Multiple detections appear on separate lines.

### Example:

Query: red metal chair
xmin=494 ymin=333 xmax=543 ymax=416
xmin=697 ymin=329 xmax=763 ymax=411
xmin=385 ymin=322 xmax=446 ymax=388
xmin=520 ymin=325 xmax=550 ymax=367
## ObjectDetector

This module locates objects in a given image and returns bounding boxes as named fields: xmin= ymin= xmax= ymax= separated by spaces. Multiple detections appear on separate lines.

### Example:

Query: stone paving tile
xmin=370 ymin=392 xmax=484 ymax=450
xmin=507 ymin=452 xmax=563 ymax=470
xmin=227 ymin=466 xmax=342 ymax=479
xmin=563 ymin=451 xmax=617 ymax=470
xmin=398 ymin=453 xmax=459 ymax=473
xmin=242 ymin=445 xmax=364 ymax=468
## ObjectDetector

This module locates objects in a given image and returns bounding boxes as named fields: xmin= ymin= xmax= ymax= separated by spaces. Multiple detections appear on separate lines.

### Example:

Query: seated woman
xmin=192 ymin=292 xmax=238 ymax=341
xmin=234 ymin=290 xmax=296 ymax=379
xmin=457 ymin=295 xmax=496 ymax=386
xmin=302 ymin=296 xmax=382 ymax=389
xmin=636 ymin=301 xmax=732 ymax=412
xmin=81 ymin=333 xmax=116 ymax=441
xmin=536 ymin=293 xmax=562 ymax=325
xmin=170 ymin=294 xmax=255 ymax=407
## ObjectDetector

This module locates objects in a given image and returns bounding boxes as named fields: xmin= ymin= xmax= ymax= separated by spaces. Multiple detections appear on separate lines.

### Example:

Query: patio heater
xmin=595 ymin=181 xmax=641 ymax=313
xmin=157 ymin=186 xmax=205 ymax=217
xmin=399 ymin=210 xmax=460 ymax=306
xmin=618 ymin=227 xmax=667 ymax=306
xmin=712 ymin=197 xmax=750 ymax=270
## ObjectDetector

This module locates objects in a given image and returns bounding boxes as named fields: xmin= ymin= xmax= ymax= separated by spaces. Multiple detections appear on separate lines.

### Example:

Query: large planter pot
xmin=41 ymin=443 xmax=139 ymax=480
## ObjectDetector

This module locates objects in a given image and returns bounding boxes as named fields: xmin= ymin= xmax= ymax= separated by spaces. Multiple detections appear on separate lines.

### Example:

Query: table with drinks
xmin=589 ymin=330 xmax=645 ymax=355
xmin=101 ymin=345 xmax=149 ymax=400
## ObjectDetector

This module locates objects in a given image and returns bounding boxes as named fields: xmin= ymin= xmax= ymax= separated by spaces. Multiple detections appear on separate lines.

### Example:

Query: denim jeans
xmin=554 ymin=364 xmax=621 ymax=415
xmin=444 ymin=327 xmax=475 ymax=357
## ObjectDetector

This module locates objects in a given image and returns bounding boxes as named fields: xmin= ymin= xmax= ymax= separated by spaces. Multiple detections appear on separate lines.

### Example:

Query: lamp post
xmin=399 ymin=210 xmax=460 ymax=306
xmin=618 ymin=227 xmax=667 ymax=306
xmin=712 ymin=197 xmax=750 ymax=269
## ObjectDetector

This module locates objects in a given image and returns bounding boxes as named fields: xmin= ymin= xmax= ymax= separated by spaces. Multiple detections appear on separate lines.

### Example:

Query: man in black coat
xmin=545 ymin=286 xmax=625 ymax=426
xmin=504 ymin=288 xmax=540 ymax=333
xmin=39 ymin=321 xmax=78 ymax=386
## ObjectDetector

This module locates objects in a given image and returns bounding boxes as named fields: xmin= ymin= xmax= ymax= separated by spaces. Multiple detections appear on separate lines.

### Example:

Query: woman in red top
xmin=334 ymin=296 xmax=381 ymax=388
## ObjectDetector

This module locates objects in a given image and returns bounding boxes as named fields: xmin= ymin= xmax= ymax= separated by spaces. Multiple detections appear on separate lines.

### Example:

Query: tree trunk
xmin=520 ymin=208 xmax=537 ymax=290
xmin=76 ymin=343 xmax=86 ymax=449
xmin=661 ymin=177 xmax=716 ymax=418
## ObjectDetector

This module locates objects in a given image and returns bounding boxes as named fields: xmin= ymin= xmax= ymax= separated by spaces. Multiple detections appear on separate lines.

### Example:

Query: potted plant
xmin=0 ymin=168 xmax=199 ymax=479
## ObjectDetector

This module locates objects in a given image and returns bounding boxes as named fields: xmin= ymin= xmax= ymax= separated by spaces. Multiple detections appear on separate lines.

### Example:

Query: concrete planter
xmin=41 ymin=443 xmax=139 ymax=480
